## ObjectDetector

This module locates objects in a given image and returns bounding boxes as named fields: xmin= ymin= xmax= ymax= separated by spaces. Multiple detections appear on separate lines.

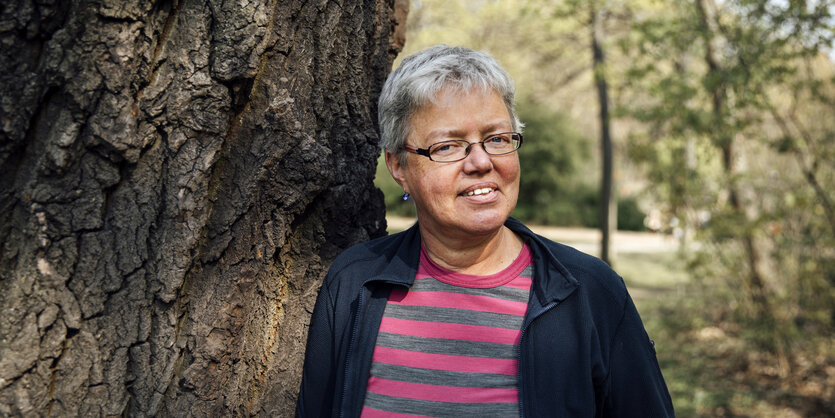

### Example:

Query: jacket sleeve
xmin=603 ymin=295 xmax=675 ymax=417
xmin=296 ymin=280 xmax=337 ymax=418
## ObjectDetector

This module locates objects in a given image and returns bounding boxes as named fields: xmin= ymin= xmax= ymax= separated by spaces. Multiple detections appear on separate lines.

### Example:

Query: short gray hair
xmin=378 ymin=45 xmax=522 ymax=163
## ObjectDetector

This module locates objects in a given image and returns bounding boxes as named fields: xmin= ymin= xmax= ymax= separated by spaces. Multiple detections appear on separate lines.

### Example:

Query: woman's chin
xmin=451 ymin=211 xmax=510 ymax=236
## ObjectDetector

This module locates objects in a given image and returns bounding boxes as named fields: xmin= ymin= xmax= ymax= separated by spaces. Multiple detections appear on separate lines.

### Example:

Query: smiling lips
xmin=461 ymin=187 xmax=495 ymax=197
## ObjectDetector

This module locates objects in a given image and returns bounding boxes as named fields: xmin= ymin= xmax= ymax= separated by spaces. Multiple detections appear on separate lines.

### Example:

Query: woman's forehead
xmin=408 ymin=88 xmax=512 ymax=141
xmin=419 ymin=120 xmax=513 ymax=142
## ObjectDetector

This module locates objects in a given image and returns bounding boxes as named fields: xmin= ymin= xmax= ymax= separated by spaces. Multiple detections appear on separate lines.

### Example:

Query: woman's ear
xmin=385 ymin=151 xmax=408 ymax=192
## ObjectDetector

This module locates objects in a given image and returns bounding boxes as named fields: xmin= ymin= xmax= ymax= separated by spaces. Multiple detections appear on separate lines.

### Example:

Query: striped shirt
xmin=361 ymin=244 xmax=533 ymax=417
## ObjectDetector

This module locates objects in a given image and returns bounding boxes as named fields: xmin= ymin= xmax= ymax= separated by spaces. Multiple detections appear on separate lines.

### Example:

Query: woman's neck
xmin=419 ymin=224 xmax=524 ymax=276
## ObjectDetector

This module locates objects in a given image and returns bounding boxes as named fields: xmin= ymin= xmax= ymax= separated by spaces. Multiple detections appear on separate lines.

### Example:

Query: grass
xmin=619 ymin=251 xmax=834 ymax=417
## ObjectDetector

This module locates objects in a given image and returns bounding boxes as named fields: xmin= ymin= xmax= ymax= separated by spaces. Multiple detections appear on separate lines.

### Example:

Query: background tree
xmin=585 ymin=0 xmax=619 ymax=264
xmin=623 ymin=0 xmax=834 ymax=356
xmin=0 ymin=0 xmax=405 ymax=415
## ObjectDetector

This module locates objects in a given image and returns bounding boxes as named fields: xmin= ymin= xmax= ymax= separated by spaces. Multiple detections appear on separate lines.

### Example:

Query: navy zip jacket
xmin=296 ymin=218 xmax=675 ymax=417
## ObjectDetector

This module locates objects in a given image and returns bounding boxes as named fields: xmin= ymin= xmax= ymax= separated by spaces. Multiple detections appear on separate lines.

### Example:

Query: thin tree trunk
xmin=591 ymin=5 xmax=616 ymax=265
xmin=768 ymin=107 xmax=835 ymax=237
xmin=0 ymin=0 xmax=405 ymax=416
xmin=694 ymin=0 xmax=771 ymax=318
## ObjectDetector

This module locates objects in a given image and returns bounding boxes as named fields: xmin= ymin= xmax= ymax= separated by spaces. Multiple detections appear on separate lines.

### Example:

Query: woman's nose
xmin=462 ymin=143 xmax=493 ymax=173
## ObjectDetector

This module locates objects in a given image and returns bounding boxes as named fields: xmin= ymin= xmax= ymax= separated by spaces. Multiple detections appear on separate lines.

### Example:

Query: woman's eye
xmin=432 ymin=142 xmax=462 ymax=154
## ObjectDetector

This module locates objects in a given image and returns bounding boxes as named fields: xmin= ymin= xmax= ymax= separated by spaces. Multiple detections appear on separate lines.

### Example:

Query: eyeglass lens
xmin=428 ymin=133 xmax=520 ymax=162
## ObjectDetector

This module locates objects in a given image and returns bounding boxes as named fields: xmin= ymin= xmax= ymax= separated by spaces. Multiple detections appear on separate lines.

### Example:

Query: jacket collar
xmin=366 ymin=220 xmax=422 ymax=288
xmin=369 ymin=217 xmax=580 ymax=304
xmin=504 ymin=217 xmax=580 ymax=306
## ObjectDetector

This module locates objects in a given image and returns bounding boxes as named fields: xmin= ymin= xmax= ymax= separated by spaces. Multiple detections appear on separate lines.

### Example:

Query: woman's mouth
xmin=462 ymin=187 xmax=495 ymax=196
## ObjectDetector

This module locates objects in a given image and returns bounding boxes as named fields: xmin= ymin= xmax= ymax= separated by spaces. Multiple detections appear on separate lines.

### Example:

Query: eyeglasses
xmin=403 ymin=132 xmax=523 ymax=163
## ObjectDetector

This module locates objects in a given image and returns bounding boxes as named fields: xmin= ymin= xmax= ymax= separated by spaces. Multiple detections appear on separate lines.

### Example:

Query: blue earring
xmin=402 ymin=192 xmax=410 ymax=201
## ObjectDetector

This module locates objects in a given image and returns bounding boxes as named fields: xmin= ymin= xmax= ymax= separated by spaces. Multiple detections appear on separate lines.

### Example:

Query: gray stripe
xmin=375 ymin=332 xmax=518 ymax=359
xmin=364 ymin=391 xmax=519 ymax=417
xmin=384 ymin=304 xmax=525 ymax=330
xmin=410 ymin=277 xmax=531 ymax=303
xmin=369 ymin=362 xmax=517 ymax=388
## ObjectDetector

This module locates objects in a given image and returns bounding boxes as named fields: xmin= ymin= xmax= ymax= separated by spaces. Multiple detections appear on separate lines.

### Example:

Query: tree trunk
xmin=0 ymin=0 xmax=404 ymax=416
xmin=591 ymin=5 xmax=616 ymax=265
xmin=694 ymin=0 xmax=771 ymax=319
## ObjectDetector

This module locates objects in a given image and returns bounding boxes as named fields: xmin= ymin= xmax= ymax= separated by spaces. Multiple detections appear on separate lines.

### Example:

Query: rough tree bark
xmin=0 ymin=0 xmax=405 ymax=416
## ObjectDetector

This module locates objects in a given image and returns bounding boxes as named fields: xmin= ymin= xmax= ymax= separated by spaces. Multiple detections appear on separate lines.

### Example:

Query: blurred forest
xmin=376 ymin=0 xmax=834 ymax=416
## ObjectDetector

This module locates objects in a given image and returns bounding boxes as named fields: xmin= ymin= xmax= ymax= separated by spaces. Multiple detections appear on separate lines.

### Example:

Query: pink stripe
xmin=379 ymin=317 xmax=522 ymax=344
xmin=504 ymin=276 xmax=533 ymax=290
xmin=417 ymin=244 xmax=532 ymax=288
xmin=361 ymin=407 xmax=427 ymax=418
xmin=415 ymin=274 xmax=532 ymax=285
xmin=389 ymin=291 xmax=528 ymax=315
xmin=366 ymin=377 xmax=518 ymax=403
xmin=389 ymin=288 xmax=408 ymax=302
xmin=372 ymin=346 xmax=517 ymax=375
xmin=411 ymin=275 xmax=532 ymax=292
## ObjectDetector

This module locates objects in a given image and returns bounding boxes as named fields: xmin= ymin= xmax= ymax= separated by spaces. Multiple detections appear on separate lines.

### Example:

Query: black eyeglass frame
xmin=402 ymin=132 xmax=523 ymax=163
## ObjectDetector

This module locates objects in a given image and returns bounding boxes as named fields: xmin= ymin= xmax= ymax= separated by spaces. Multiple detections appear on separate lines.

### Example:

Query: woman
xmin=296 ymin=45 xmax=674 ymax=417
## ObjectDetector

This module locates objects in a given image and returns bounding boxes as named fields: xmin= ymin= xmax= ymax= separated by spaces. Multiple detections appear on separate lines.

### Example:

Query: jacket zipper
xmin=518 ymin=301 xmax=558 ymax=418
xmin=339 ymin=279 xmax=404 ymax=418
xmin=340 ymin=285 xmax=368 ymax=418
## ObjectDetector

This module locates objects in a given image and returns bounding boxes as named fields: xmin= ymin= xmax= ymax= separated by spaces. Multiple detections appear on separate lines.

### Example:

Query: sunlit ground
xmin=385 ymin=216 xmax=834 ymax=417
